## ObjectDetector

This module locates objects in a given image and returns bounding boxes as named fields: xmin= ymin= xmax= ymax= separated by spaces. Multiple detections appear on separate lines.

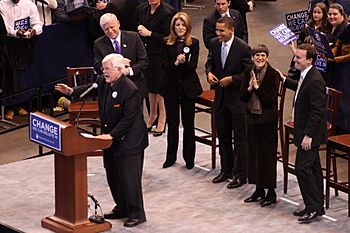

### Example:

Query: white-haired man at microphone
xmin=55 ymin=53 xmax=148 ymax=228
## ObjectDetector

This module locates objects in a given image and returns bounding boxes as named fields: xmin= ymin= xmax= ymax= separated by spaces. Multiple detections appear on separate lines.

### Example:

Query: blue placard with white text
xmin=14 ymin=17 xmax=30 ymax=30
xmin=270 ymin=24 xmax=297 ymax=46
xmin=306 ymin=26 xmax=334 ymax=59
xmin=29 ymin=113 xmax=61 ymax=151
xmin=285 ymin=10 xmax=309 ymax=35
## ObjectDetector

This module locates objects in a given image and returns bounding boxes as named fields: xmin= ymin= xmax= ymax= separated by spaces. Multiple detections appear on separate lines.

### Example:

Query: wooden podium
xmin=29 ymin=112 xmax=112 ymax=233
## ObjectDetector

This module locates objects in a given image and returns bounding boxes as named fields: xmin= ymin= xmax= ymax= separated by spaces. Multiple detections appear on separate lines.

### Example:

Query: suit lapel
xmin=104 ymin=36 xmax=115 ymax=53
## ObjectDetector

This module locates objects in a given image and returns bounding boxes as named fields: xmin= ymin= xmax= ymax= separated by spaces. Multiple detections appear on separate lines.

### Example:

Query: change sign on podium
xmin=29 ymin=112 xmax=62 ymax=151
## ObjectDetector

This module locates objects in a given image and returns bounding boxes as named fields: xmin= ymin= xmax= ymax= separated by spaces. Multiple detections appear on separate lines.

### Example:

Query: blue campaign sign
xmin=306 ymin=26 xmax=334 ymax=59
xmin=270 ymin=24 xmax=297 ymax=46
xmin=29 ymin=113 xmax=62 ymax=151
xmin=315 ymin=52 xmax=328 ymax=73
xmin=285 ymin=10 xmax=309 ymax=35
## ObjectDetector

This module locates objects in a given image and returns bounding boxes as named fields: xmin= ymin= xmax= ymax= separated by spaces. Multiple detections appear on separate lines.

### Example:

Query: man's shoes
xmin=226 ymin=177 xmax=247 ymax=189
xmin=123 ymin=217 xmax=146 ymax=227
xmin=104 ymin=211 xmax=128 ymax=219
xmin=185 ymin=162 xmax=194 ymax=169
xmin=293 ymin=209 xmax=306 ymax=217
xmin=17 ymin=107 xmax=28 ymax=117
xmin=4 ymin=110 xmax=14 ymax=120
xmin=244 ymin=190 xmax=265 ymax=203
xmin=162 ymin=160 xmax=175 ymax=168
xmin=212 ymin=172 xmax=232 ymax=183
xmin=298 ymin=208 xmax=325 ymax=222
xmin=260 ymin=196 xmax=277 ymax=207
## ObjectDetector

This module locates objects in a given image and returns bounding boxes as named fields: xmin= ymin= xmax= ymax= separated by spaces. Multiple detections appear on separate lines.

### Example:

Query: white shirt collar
xmin=300 ymin=65 xmax=313 ymax=80
xmin=221 ymin=10 xmax=230 ymax=18
xmin=109 ymin=32 xmax=121 ymax=45
xmin=223 ymin=35 xmax=234 ymax=48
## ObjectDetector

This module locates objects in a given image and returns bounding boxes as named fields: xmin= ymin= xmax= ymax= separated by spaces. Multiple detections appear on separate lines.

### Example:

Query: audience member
xmin=94 ymin=13 xmax=149 ymax=101
xmin=0 ymin=0 xmax=43 ymax=120
xmin=229 ymin=0 xmax=253 ymax=34
xmin=205 ymin=16 xmax=251 ymax=188
xmin=136 ymin=0 xmax=175 ymax=137
xmin=329 ymin=23 xmax=350 ymax=134
xmin=278 ymin=44 xmax=327 ymax=223
xmin=203 ymin=0 xmax=248 ymax=50
xmin=55 ymin=53 xmax=148 ymax=228
xmin=240 ymin=44 xmax=279 ymax=207
xmin=33 ymin=0 xmax=57 ymax=25
xmin=53 ymin=0 xmax=89 ymax=23
xmin=161 ymin=12 xmax=203 ymax=169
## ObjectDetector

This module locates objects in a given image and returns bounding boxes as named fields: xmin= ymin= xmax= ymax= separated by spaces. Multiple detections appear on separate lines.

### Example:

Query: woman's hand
xmin=137 ymin=25 xmax=152 ymax=37
xmin=175 ymin=53 xmax=186 ymax=65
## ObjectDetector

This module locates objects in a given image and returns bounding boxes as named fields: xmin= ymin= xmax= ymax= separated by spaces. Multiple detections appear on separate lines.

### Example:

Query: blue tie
xmin=221 ymin=42 xmax=228 ymax=68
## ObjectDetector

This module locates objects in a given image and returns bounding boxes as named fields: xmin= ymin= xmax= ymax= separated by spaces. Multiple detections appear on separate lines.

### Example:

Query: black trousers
xmin=164 ymin=92 xmax=196 ymax=165
xmin=295 ymin=146 xmax=324 ymax=212
xmin=104 ymin=150 xmax=146 ymax=219
xmin=216 ymin=106 xmax=246 ymax=179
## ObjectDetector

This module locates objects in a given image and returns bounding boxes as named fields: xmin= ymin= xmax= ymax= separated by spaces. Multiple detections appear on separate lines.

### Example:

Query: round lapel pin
xmin=112 ymin=91 xmax=118 ymax=98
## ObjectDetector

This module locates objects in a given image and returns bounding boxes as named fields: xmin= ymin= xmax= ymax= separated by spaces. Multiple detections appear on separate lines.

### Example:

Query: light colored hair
xmin=100 ymin=13 xmax=118 ymax=28
xmin=165 ymin=12 xmax=193 ymax=46
xmin=102 ymin=54 xmax=125 ymax=70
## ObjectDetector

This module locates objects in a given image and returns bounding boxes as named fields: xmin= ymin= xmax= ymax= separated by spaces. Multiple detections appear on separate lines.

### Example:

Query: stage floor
xmin=0 ymin=130 xmax=349 ymax=233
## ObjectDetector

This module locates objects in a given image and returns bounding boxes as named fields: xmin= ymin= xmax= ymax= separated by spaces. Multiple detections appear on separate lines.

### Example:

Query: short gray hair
xmin=102 ymin=54 xmax=125 ymax=70
xmin=100 ymin=13 xmax=118 ymax=28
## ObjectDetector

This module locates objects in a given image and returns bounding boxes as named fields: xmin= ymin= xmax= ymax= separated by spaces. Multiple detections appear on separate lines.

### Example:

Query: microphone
xmin=88 ymin=193 xmax=105 ymax=224
xmin=88 ymin=193 xmax=100 ymax=207
xmin=79 ymin=83 xmax=98 ymax=98
xmin=57 ymin=97 xmax=71 ymax=109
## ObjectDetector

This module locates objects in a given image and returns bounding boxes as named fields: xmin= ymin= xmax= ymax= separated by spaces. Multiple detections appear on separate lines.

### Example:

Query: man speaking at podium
xmin=55 ymin=53 xmax=148 ymax=228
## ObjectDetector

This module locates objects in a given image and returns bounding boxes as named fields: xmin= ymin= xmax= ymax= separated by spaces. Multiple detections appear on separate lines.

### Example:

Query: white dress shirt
xmin=0 ymin=0 xmax=43 ymax=37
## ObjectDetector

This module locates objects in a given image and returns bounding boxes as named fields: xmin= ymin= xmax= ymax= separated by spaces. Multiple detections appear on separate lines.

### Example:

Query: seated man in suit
xmin=205 ymin=16 xmax=251 ymax=188
xmin=55 ymin=53 xmax=148 ymax=227
xmin=203 ymin=0 xmax=248 ymax=50
xmin=94 ymin=13 xmax=149 ymax=101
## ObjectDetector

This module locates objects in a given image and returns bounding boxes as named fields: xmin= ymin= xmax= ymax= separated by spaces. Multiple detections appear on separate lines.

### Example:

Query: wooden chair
xmin=283 ymin=87 xmax=342 ymax=194
xmin=326 ymin=134 xmax=350 ymax=217
xmin=194 ymin=90 xmax=218 ymax=169
xmin=65 ymin=67 xmax=100 ymax=127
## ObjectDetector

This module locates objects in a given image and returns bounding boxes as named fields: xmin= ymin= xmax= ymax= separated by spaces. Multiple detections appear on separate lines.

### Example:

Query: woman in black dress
xmin=240 ymin=45 xmax=279 ymax=207
xmin=161 ymin=12 xmax=203 ymax=169
xmin=136 ymin=0 xmax=175 ymax=136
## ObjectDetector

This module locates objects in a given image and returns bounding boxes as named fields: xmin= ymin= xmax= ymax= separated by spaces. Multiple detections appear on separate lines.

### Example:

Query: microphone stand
xmin=75 ymin=97 xmax=87 ymax=128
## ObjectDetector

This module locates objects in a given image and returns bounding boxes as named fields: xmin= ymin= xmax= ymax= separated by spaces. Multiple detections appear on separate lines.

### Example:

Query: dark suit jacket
xmin=202 ymin=9 xmax=248 ymax=49
xmin=105 ymin=0 xmax=139 ymax=31
xmin=161 ymin=37 xmax=203 ymax=98
xmin=284 ymin=66 xmax=327 ymax=147
xmin=240 ymin=63 xmax=279 ymax=124
xmin=94 ymin=31 xmax=149 ymax=98
xmin=205 ymin=36 xmax=251 ymax=112
xmin=73 ymin=75 xmax=148 ymax=156
xmin=135 ymin=2 xmax=174 ymax=56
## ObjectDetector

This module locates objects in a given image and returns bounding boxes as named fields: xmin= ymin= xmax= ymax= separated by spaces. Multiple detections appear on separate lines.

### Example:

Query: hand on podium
xmin=94 ymin=134 xmax=113 ymax=140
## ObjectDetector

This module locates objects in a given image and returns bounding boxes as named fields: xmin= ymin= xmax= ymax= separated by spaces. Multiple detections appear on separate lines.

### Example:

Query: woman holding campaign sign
xmin=160 ymin=12 xmax=203 ymax=169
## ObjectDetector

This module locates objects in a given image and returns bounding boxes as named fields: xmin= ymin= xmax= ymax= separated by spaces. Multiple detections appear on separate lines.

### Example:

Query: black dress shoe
xmin=212 ymin=172 xmax=233 ymax=183
xmin=244 ymin=191 xmax=265 ymax=203
xmin=260 ymin=196 xmax=277 ymax=207
xmin=104 ymin=211 xmax=128 ymax=219
xmin=293 ymin=209 xmax=306 ymax=217
xmin=162 ymin=160 xmax=175 ymax=168
xmin=123 ymin=218 xmax=146 ymax=227
xmin=147 ymin=126 xmax=153 ymax=132
xmin=226 ymin=178 xmax=247 ymax=189
xmin=185 ymin=162 xmax=194 ymax=169
xmin=298 ymin=211 xmax=319 ymax=222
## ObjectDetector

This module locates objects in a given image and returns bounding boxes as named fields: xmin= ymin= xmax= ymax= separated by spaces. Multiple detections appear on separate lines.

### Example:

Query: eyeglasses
xmin=100 ymin=65 xmax=130 ymax=72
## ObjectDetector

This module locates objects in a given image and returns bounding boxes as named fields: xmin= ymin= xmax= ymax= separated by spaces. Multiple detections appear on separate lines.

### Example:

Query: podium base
xmin=42 ymin=216 xmax=111 ymax=233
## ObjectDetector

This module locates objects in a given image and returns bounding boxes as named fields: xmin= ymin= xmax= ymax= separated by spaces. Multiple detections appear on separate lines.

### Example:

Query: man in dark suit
xmin=55 ymin=53 xmax=148 ymax=227
xmin=282 ymin=43 xmax=327 ymax=222
xmin=205 ymin=16 xmax=251 ymax=188
xmin=229 ymin=0 xmax=253 ymax=37
xmin=203 ymin=0 xmax=248 ymax=50
xmin=94 ymin=13 xmax=149 ymax=100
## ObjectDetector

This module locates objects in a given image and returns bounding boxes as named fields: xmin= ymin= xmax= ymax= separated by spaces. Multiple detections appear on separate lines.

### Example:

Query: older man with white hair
xmin=55 ymin=53 xmax=148 ymax=228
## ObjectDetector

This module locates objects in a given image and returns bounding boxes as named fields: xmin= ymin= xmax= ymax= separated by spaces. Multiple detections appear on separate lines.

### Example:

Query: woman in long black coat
xmin=240 ymin=44 xmax=279 ymax=207
xmin=161 ymin=12 xmax=203 ymax=169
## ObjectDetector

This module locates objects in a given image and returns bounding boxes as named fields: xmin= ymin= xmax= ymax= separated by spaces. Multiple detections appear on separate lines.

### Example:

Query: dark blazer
xmin=135 ymin=2 xmax=174 ymax=56
xmin=205 ymin=36 xmax=252 ymax=112
xmin=202 ymin=9 xmax=248 ymax=49
xmin=73 ymin=75 xmax=148 ymax=156
xmin=94 ymin=31 xmax=149 ymax=98
xmin=105 ymin=0 xmax=139 ymax=31
xmin=161 ymin=37 xmax=203 ymax=98
xmin=240 ymin=63 xmax=279 ymax=124
xmin=284 ymin=66 xmax=327 ymax=147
